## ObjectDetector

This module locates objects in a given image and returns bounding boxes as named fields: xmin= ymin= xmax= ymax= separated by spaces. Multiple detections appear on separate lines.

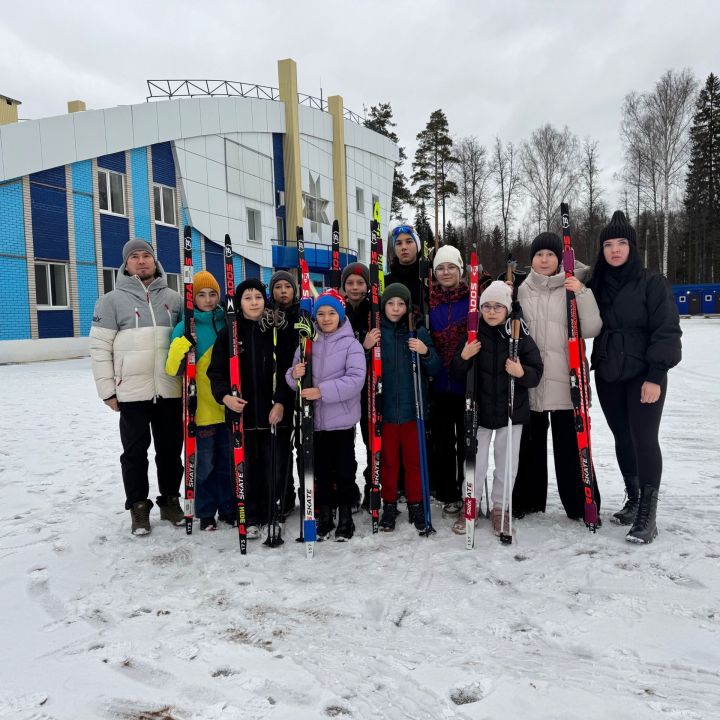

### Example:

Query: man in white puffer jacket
xmin=512 ymin=232 xmax=603 ymax=521
xmin=90 ymin=239 xmax=184 ymax=535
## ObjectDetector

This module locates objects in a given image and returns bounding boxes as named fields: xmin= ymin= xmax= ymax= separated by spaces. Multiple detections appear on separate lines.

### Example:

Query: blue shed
xmin=672 ymin=283 xmax=720 ymax=315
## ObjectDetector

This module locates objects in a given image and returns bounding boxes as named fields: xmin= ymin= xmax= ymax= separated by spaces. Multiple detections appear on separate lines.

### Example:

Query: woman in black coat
xmin=589 ymin=211 xmax=682 ymax=544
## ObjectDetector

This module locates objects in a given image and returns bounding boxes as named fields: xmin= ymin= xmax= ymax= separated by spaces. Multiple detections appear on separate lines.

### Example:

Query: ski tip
xmin=584 ymin=503 xmax=599 ymax=528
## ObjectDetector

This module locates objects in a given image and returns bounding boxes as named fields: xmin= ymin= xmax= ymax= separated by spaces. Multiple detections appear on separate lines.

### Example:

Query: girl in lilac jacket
xmin=286 ymin=290 xmax=366 ymax=541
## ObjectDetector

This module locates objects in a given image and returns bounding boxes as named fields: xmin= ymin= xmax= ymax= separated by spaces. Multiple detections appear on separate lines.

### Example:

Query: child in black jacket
xmin=452 ymin=281 xmax=543 ymax=539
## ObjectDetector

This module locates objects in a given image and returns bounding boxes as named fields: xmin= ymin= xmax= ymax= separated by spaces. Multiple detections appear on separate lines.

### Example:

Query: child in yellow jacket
xmin=166 ymin=271 xmax=234 ymax=531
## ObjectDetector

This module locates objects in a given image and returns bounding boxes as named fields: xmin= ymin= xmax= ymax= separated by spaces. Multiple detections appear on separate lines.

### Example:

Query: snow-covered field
xmin=1 ymin=319 xmax=719 ymax=720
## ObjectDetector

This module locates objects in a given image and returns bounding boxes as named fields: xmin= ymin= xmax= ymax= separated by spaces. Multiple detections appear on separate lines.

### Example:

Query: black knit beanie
xmin=235 ymin=278 xmax=267 ymax=300
xmin=530 ymin=232 xmax=563 ymax=265
xmin=600 ymin=210 xmax=637 ymax=246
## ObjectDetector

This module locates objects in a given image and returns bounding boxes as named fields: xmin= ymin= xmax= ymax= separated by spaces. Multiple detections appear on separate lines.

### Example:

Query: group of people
xmin=90 ymin=209 xmax=682 ymax=547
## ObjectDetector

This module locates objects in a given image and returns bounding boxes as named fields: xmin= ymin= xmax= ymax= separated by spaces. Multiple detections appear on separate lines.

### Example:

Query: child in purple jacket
xmin=286 ymin=290 xmax=366 ymax=541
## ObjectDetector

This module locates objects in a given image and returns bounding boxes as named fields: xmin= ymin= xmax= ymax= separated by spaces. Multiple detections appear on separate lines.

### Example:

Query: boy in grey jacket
xmin=90 ymin=239 xmax=184 ymax=535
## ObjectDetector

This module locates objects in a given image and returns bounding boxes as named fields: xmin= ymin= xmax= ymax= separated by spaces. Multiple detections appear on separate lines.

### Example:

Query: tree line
xmin=364 ymin=70 xmax=720 ymax=284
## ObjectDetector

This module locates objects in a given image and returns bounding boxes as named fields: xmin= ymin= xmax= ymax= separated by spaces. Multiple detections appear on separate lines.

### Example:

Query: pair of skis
xmin=368 ymin=202 xmax=384 ymax=533
xmin=181 ymin=227 xmax=246 ymax=551
xmin=561 ymin=204 xmax=599 ymax=532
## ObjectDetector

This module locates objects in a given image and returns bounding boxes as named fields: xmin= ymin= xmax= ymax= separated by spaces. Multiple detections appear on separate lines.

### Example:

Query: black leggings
xmin=595 ymin=375 xmax=667 ymax=490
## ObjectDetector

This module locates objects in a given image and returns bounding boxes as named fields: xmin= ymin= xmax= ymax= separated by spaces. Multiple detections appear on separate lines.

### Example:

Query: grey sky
xmin=2 ymin=0 xmax=718 ymax=230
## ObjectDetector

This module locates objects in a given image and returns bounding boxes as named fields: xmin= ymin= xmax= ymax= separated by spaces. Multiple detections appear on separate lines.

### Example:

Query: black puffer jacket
xmin=591 ymin=268 xmax=682 ymax=384
xmin=346 ymin=296 xmax=371 ymax=347
xmin=208 ymin=314 xmax=296 ymax=430
xmin=451 ymin=318 xmax=543 ymax=429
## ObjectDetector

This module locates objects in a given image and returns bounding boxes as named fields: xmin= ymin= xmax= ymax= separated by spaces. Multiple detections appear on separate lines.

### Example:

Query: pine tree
xmin=414 ymin=201 xmax=434 ymax=252
xmin=684 ymin=73 xmax=720 ymax=282
xmin=412 ymin=109 xmax=458 ymax=244
xmin=364 ymin=102 xmax=412 ymax=219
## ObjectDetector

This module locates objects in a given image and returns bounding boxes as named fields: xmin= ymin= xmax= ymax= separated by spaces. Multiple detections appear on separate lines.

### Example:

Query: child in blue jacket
xmin=166 ymin=271 xmax=234 ymax=531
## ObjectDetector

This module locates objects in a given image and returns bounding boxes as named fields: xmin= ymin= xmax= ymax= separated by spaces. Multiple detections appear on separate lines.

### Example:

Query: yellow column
xmin=327 ymin=95 xmax=349 ymax=255
xmin=277 ymin=58 xmax=303 ymax=241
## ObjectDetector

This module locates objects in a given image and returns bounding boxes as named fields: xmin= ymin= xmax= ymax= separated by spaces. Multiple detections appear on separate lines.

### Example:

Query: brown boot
xmin=491 ymin=507 xmax=511 ymax=537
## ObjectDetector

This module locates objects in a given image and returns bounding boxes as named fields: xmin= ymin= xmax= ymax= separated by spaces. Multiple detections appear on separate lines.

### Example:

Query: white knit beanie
xmin=433 ymin=244 xmax=463 ymax=273
xmin=479 ymin=280 xmax=512 ymax=312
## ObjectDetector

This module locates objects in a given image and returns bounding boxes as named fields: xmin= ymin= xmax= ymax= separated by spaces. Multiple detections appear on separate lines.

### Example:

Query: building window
xmin=98 ymin=170 xmax=126 ymax=216
xmin=35 ymin=262 xmax=69 ymax=307
xmin=356 ymin=187 xmax=364 ymax=213
xmin=153 ymin=185 xmax=176 ymax=226
xmin=247 ymin=208 xmax=262 ymax=243
xmin=358 ymin=237 xmax=366 ymax=263
xmin=103 ymin=267 xmax=118 ymax=294
xmin=276 ymin=217 xmax=286 ymax=245
xmin=166 ymin=273 xmax=180 ymax=292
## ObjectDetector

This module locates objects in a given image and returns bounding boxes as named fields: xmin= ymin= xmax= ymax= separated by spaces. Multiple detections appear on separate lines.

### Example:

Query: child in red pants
xmin=378 ymin=284 xmax=441 ymax=532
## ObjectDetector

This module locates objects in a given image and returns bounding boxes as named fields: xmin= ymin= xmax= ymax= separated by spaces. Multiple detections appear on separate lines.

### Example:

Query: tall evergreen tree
xmin=684 ymin=73 xmax=720 ymax=282
xmin=414 ymin=201 xmax=434 ymax=252
xmin=364 ymin=102 xmax=412 ymax=219
xmin=411 ymin=109 xmax=458 ymax=244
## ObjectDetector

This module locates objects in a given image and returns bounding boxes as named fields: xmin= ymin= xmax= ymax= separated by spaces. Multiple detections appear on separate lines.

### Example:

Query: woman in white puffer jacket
xmin=512 ymin=232 xmax=603 ymax=521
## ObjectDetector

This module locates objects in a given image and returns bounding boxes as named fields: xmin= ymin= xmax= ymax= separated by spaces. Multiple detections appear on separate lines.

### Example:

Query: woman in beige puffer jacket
xmin=512 ymin=232 xmax=603 ymax=520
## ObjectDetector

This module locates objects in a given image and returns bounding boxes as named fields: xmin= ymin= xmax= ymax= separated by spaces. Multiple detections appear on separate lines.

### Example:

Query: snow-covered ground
xmin=1 ymin=318 xmax=719 ymax=720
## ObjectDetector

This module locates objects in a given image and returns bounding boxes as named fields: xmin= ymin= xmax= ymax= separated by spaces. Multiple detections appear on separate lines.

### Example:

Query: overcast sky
xmin=2 ymin=0 xmax=718 ymax=230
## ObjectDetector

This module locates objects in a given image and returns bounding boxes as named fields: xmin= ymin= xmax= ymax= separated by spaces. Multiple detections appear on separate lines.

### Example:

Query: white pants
xmin=472 ymin=425 xmax=523 ymax=509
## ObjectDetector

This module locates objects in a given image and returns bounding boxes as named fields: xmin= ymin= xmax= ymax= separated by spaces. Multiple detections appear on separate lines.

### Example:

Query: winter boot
xmin=612 ymin=475 xmax=640 ymax=526
xmin=442 ymin=500 xmax=463 ymax=518
xmin=407 ymin=503 xmax=426 ymax=532
xmin=335 ymin=505 xmax=355 ymax=541
xmin=200 ymin=517 xmax=217 ymax=531
xmin=626 ymin=486 xmax=659 ymax=544
xmin=379 ymin=501 xmax=399 ymax=532
xmin=491 ymin=507 xmax=511 ymax=537
xmin=130 ymin=499 xmax=153 ymax=536
xmin=158 ymin=496 xmax=185 ymax=526
xmin=351 ymin=484 xmax=362 ymax=514
xmin=315 ymin=505 xmax=335 ymax=540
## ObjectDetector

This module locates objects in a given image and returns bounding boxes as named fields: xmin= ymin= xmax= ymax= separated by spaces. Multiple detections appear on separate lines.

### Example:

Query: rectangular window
xmin=98 ymin=170 xmax=126 ymax=215
xmin=153 ymin=184 xmax=176 ymax=226
xmin=166 ymin=273 xmax=180 ymax=292
xmin=102 ymin=267 xmax=118 ymax=294
xmin=358 ymin=237 xmax=366 ymax=263
xmin=247 ymin=208 xmax=262 ymax=243
xmin=356 ymin=187 xmax=364 ymax=213
xmin=35 ymin=262 xmax=69 ymax=307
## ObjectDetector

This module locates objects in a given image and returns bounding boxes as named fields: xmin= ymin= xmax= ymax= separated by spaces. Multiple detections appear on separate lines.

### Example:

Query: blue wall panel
xmin=72 ymin=160 xmax=93 ymax=194
xmin=272 ymin=132 xmax=286 ymax=224
xmin=73 ymin=194 xmax=95 ymax=263
xmin=0 ymin=180 xmax=26 ymax=256
xmin=76 ymin=263 xmax=98 ymax=335
xmin=38 ymin=310 xmax=73 ymax=338
xmin=156 ymin=224 xmax=180 ymax=273
xmin=0 ymin=258 xmax=30 ymax=340
xmin=245 ymin=258 xmax=261 ymax=280
xmin=130 ymin=148 xmax=151 ymax=241
xmin=30 ymin=183 xmax=69 ymax=261
xmin=97 ymin=152 xmax=126 ymax=173
xmin=100 ymin=213 xmax=130 ymax=268
xmin=31 ymin=166 xmax=66 ymax=189
xmin=205 ymin=239 xmax=225 ymax=297
xmin=232 ymin=255 xmax=243 ymax=289
xmin=152 ymin=142 xmax=176 ymax=187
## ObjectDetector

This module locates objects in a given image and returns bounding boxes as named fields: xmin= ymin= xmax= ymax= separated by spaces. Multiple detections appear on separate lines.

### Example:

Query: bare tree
xmin=492 ymin=137 xmax=521 ymax=253
xmin=577 ymin=137 xmax=605 ymax=261
xmin=621 ymin=69 xmax=697 ymax=274
xmin=521 ymin=123 xmax=579 ymax=233
xmin=451 ymin=136 xmax=493 ymax=247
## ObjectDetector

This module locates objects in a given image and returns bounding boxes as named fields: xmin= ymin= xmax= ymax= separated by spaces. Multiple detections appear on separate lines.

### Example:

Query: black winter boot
xmin=379 ymin=502 xmax=398 ymax=532
xmin=335 ymin=505 xmax=355 ymax=541
xmin=626 ymin=486 xmax=659 ymax=544
xmin=316 ymin=505 xmax=335 ymax=540
xmin=407 ymin=503 xmax=426 ymax=532
xmin=612 ymin=475 xmax=640 ymax=526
